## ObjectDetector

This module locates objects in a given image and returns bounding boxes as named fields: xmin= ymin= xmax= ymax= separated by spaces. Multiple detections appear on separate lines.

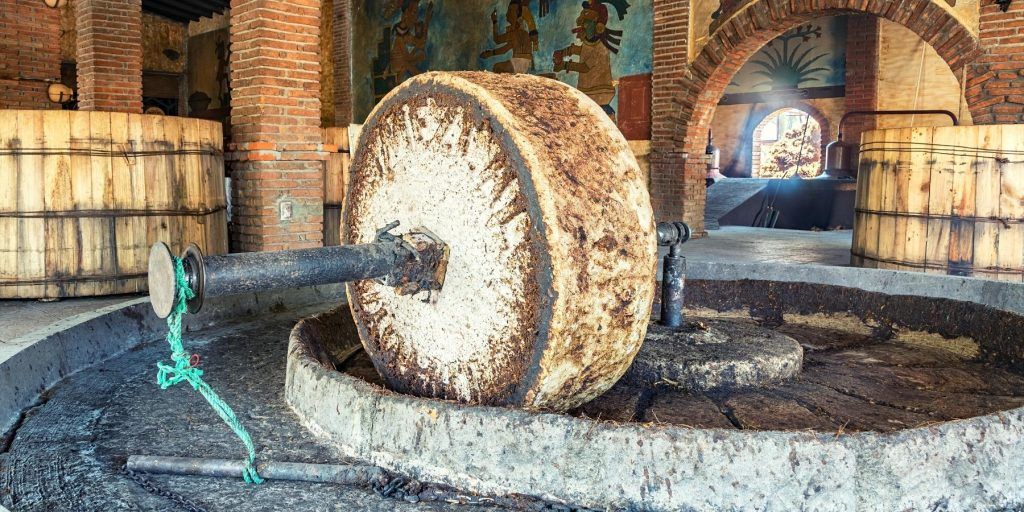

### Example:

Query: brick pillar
xmin=332 ymin=0 xmax=353 ymax=126
xmin=650 ymin=0 xmax=690 ymax=226
xmin=0 ymin=0 xmax=61 ymax=109
xmin=229 ymin=0 xmax=327 ymax=252
xmin=966 ymin=2 xmax=1024 ymax=124
xmin=842 ymin=15 xmax=880 ymax=165
xmin=75 ymin=0 xmax=143 ymax=112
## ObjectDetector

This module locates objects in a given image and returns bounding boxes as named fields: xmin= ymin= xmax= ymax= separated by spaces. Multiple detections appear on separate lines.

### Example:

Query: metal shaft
xmin=127 ymin=455 xmax=386 ymax=486
xmin=196 ymin=243 xmax=406 ymax=299
xmin=148 ymin=223 xmax=449 ymax=318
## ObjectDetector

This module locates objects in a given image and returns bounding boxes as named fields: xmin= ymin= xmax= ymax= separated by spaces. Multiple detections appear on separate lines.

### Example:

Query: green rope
xmin=155 ymin=257 xmax=265 ymax=484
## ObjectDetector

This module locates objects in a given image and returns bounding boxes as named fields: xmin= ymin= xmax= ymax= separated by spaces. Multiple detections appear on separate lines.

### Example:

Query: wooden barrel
xmin=0 ymin=110 xmax=228 ymax=298
xmin=321 ymin=126 xmax=351 ymax=246
xmin=851 ymin=125 xmax=1024 ymax=281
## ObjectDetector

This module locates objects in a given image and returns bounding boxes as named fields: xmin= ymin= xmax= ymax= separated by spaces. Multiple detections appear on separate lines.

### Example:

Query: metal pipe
xmin=127 ymin=455 xmax=387 ymax=486
xmin=836 ymin=109 xmax=959 ymax=141
xmin=656 ymin=222 xmax=691 ymax=328
xmin=148 ymin=222 xmax=449 ymax=318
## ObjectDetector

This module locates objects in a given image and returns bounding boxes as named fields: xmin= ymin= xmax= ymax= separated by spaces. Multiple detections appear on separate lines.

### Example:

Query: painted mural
xmin=724 ymin=17 xmax=846 ymax=100
xmin=351 ymin=0 xmax=653 ymax=127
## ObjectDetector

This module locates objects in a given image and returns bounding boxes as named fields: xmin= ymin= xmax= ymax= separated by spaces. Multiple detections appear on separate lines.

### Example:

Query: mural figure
xmin=372 ymin=0 xmax=433 ymax=102
xmin=552 ymin=0 xmax=630 ymax=116
xmin=480 ymin=0 xmax=539 ymax=74
xmin=390 ymin=0 xmax=433 ymax=80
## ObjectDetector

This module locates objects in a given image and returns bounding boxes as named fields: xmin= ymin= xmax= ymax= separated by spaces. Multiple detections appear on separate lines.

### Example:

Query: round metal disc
xmin=344 ymin=72 xmax=657 ymax=411
xmin=148 ymin=242 xmax=177 ymax=319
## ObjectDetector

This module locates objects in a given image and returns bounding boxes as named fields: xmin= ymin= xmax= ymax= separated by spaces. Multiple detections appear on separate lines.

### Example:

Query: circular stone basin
xmin=622 ymin=319 xmax=803 ymax=391
xmin=286 ymin=275 xmax=1024 ymax=511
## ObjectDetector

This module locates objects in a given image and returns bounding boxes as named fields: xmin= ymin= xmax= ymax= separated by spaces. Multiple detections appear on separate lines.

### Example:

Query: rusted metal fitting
xmin=375 ymin=225 xmax=449 ymax=297
xmin=656 ymin=221 xmax=691 ymax=329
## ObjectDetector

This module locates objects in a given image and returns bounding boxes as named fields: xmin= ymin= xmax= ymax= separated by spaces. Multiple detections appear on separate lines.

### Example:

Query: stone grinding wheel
xmin=344 ymin=72 xmax=657 ymax=411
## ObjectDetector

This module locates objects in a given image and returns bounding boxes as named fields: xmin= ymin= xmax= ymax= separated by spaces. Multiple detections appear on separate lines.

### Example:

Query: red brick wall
xmin=75 ymin=0 xmax=143 ymax=112
xmin=967 ymin=1 xmax=1024 ymax=124
xmin=650 ymin=0 xmax=691 ymax=226
xmin=842 ymin=15 xmax=880 ymax=168
xmin=332 ymin=0 xmax=353 ymax=126
xmin=229 ymin=0 xmax=327 ymax=252
xmin=0 ymin=0 xmax=61 ymax=109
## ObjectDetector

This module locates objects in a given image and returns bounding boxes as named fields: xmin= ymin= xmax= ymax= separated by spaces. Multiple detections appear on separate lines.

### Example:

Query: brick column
xmin=842 ymin=15 xmax=880 ymax=164
xmin=966 ymin=2 xmax=1024 ymax=124
xmin=229 ymin=0 xmax=327 ymax=252
xmin=0 ymin=0 xmax=61 ymax=109
xmin=75 ymin=0 xmax=143 ymax=112
xmin=332 ymin=0 xmax=353 ymax=126
xmin=650 ymin=0 xmax=690 ymax=225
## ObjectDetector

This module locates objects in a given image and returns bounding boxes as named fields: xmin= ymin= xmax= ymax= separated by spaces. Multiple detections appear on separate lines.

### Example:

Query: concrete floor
xmin=679 ymin=226 xmax=852 ymax=266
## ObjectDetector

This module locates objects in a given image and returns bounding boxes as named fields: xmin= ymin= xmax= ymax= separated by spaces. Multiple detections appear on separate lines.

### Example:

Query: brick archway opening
xmin=652 ymin=0 xmax=982 ymax=234
xmin=749 ymin=105 xmax=827 ymax=178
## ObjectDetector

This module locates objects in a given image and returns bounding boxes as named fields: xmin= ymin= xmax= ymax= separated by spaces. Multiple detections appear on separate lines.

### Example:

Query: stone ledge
xmin=286 ymin=298 xmax=1024 ymax=511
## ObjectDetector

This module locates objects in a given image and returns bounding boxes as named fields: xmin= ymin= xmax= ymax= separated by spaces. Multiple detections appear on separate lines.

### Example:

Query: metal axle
xmin=148 ymin=222 xmax=449 ymax=318
xmin=126 ymin=455 xmax=386 ymax=486
xmin=656 ymin=222 xmax=691 ymax=328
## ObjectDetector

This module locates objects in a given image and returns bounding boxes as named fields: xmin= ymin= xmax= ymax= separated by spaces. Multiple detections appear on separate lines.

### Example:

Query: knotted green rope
xmin=155 ymin=257 xmax=265 ymax=484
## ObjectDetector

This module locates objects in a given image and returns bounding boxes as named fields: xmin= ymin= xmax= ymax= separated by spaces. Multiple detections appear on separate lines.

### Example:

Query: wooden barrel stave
xmin=852 ymin=124 xmax=1024 ymax=281
xmin=0 ymin=110 xmax=228 ymax=298
xmin=322 ymin=126 xmax=350 ymax=247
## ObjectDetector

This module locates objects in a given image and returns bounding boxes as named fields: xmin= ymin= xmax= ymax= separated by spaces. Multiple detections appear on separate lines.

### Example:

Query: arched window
xmin=751 ymin=107 xmax=822 ymax=178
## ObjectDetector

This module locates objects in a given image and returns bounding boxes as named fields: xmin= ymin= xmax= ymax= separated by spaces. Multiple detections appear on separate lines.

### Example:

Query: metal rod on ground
xmin=656 ymin=222 xmax=691 ymax=328
xmin=127 ymin=456 xmax=387 ymax=486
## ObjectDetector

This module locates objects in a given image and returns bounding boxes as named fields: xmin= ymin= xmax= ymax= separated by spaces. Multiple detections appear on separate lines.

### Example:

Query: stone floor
xmin=0 ymin=305 xmax=508 ymax=512
xmin=0 ymin=226 xmax=855 ymax=511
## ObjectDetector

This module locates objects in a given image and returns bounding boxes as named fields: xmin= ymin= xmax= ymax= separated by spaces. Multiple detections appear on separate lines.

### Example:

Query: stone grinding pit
xmin=287 ymin=277 xmax=1024 ymax=511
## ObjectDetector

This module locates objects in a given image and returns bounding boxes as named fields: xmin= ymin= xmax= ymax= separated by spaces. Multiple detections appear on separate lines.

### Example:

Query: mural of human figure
xmin=552 ymin=0 xmax=630 ymax=117
xmin=389 ymin=0 xmax=433 ymax=81
xmin=480 ymin=0 xmax=540 ymax=74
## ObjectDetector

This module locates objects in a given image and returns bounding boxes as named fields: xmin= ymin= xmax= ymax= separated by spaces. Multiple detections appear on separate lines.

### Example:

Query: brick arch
xmin=747 ymin=102 xmax=831 ymax=177
xmin=651 ymin=0 xmax=983 ymax=233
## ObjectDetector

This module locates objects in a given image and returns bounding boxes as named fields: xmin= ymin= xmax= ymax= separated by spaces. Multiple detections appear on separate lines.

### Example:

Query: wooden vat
xmin=322 ymin=126 xmax=350 ymax=246
xmin=851 ymin=125 xmax=1024 ymax=281
xmin=0 ymin=110 xmax=228 ymax=298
